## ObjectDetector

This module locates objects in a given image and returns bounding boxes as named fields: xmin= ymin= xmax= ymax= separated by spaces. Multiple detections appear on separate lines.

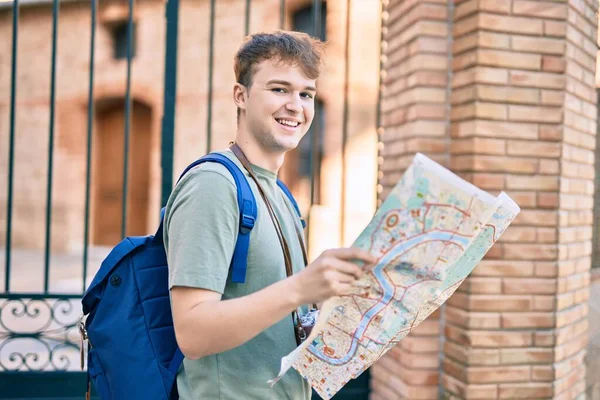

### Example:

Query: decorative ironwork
xmin=0 ymin=298 xmax=82 ymax=372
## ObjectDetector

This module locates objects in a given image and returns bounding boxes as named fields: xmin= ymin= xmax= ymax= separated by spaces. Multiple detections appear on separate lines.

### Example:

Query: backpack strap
xmin=168 ymin=347 xmax=185 ymax=375
xmin=276 ymin=179 xmax=306 ymax=229
xmin=156 ymin=153 xmax=257 ymax=284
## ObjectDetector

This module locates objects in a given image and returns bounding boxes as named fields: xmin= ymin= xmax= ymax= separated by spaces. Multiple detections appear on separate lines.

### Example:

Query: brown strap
xmin=230 ymin=144 xmax=295 ymax=277
xmin=230 ymin=143 xmax=308 ymax=343
xmin=281 ymin=195 xmax=309 ymax=267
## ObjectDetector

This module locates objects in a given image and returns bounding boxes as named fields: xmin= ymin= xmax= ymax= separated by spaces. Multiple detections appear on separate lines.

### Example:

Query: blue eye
xmin=271 ymin=88 xmax=286 ymax=93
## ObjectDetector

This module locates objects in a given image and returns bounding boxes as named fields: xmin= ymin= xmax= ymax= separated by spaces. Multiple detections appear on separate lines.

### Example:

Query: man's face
xmin=239 ymin=59 xmax=317 ymax=153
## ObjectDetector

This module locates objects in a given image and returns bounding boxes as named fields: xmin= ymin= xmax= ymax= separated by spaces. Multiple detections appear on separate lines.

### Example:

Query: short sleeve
xmin=164 ymin=167 xmax=239 ymax=294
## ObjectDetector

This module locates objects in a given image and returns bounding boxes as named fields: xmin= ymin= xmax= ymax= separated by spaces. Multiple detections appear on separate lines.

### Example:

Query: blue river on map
xmin=308 ymin=230 xmax=471 ymax=365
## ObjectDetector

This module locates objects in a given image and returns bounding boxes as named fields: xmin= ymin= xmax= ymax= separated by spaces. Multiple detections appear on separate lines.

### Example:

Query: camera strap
xmin=230 ymin=142 xmax=310 ymax=345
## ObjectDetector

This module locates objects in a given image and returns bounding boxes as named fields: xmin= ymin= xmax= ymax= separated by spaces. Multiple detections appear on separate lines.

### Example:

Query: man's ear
xmin=233 ymin=83 xmax=247 ymax=111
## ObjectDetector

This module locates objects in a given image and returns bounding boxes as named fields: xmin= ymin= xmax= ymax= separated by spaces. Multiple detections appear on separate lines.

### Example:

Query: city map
xmin=271 ymin=153 xmax=520 ymax=399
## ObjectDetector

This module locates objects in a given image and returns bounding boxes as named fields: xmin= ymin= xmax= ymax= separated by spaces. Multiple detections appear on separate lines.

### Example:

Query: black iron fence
xmin=0 ymin=0 xmax=379 ymax=398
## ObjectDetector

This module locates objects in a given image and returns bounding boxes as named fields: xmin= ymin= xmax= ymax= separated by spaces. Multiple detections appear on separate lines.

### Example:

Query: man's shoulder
xmin=177 ymin=150 xmax=241 ymax=188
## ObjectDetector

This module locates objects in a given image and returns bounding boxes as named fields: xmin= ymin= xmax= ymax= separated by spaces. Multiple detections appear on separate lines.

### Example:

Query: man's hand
xmin=290 ymin=248 xmax=378 ymax=305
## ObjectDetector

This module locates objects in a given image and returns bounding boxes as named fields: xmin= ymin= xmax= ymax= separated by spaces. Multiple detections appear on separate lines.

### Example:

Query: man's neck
xmin=232 ymin=135 xmax=285 ymax=174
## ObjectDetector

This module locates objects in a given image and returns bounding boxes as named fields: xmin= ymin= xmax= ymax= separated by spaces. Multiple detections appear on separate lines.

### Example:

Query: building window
xmin=292 ymin=2 xmax=327 ymax=207
xmin=111 ymin=21 xmax=137 ymax=60
xmin=293 ymin=2 xmax=327 ymax=41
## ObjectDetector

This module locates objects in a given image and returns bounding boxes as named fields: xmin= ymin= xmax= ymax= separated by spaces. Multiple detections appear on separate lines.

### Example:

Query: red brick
xmin=512 ymin=1 xmax=568 ymax=19
xmin=542 ymin=56 xmax=567 ymax=73
xmin=478 ymin=85 xmax=539 ymax=104
xmin=541 ymin=89 xmax=564 ymax=106
xmin=463 ymin=277 xmax=502 ymax=294
xmin=508 ymin=105 xmax=562 ymax=123
xmin=469 ymin=295 xmax=532 ymax=312
xmin=498 ymin=383 xmax=554 ymax=399
xmin=476 ymin=120 xmax=539 ymax=140
xmin=472 ymin=155 xmax=538 ymax=174
xmin=479 ymin=49 xmax=541 ymax=70
xmin=534 ymin=331 xmax=556 ymax=347
xmin=506 ymin=140 xmax=561 ymax=157
xmin=513 ymin=210 xmax=558 ymax=227
xmin=512 ymin=36 xmax=565 ymax=55
xmin=503 ymin=243 xmax=557 ymax=260
xmin=509 ymin=70 xmax=565 ymax=89
xmin=537 ymin=193 xmax=559 ymax=208
xmin=478 ymin=31 xmax=511 ymax=49
xmin=544 ymin=20 xmax=567 ymax=37
xmin=533 ymin=295 xmax=556 ymax=311
xmin=536 ymin=228 xmax=557 ymax=243
xmin=532 ymin=366 xmax=555 ymax=381
xmin=506 ymin=175 xmax=559 ymax=190
xmin=450 ymin=138 xmax=506 ymax=155
xmin=502 ymin=278 xmax=557 ymax=294
xmin=468 ymin=330 xmax=533 ymax=347
xmin=467 ymin=365 xmax=531 ymax=383
xmin=538 ymin=159 xmax=560 ymax=174
xmin=501 ymin=312 xmax=555 ymax=329
xmin=539 ymin=124 xmax=562 ymax=141
xmin=500 ymin=348 xmax=554 ymax=364
xmin=505 ymin=191 xmax=536 ymax=207
xmin=479 ymin=13 xmax=543 ymax=35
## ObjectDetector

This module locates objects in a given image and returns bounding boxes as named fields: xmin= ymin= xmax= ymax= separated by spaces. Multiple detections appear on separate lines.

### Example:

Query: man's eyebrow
xmin=266 ymin=79 xmax=316 ymax=92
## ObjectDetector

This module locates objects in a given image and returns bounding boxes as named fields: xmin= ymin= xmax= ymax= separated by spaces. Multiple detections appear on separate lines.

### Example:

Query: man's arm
xmin=171 ymin=276 xmax=301 ymax=359
xmin=171 ymin=247 xmax=376 ymax=360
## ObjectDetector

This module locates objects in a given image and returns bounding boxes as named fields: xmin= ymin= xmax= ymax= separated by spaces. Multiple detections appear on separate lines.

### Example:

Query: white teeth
xmin=277 ymin=119 xmax=299 ymax=127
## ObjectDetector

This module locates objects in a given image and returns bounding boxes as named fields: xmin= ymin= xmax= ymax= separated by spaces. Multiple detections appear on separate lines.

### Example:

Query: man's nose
xmin=285 ymin=94 xmax=302 ymax=113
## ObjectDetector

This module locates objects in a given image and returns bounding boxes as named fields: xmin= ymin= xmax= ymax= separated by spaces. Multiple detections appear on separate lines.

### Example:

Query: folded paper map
xmin=271 ymin=153 xmax=521 ymax=399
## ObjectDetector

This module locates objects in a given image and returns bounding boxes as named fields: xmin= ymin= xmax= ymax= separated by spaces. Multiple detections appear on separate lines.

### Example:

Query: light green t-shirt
xmin=163 ymin=150 xmax=311 ymax=400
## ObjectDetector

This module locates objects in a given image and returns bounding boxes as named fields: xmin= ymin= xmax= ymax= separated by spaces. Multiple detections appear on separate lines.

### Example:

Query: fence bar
xmin=279 ymin=0 xmax=285 ymax=29
xmin=206 ymin=0 xmax=216 ymax=153
xmin=5 ymin=0 xmax=19 ymax=293
xmin=245 ymin=0 xmax=251 ymax=36
xmin=309 ymin=0 xmax=322 ymax=207
xmin=121 ymin=0 xmax=134 ymax=238
xmin=160 ymin=0 xmax=180 ymax=207
xmin=82 ymin=0 xmax=97 ymax=292
xmin=340 ymin=0 xmax=351 ymax=244
xmin=43 ymin=0 xmax=60 ymax=293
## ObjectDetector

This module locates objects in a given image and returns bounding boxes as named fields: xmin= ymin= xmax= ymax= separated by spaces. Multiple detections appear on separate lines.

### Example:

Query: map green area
xmin=272 ymin=153 xmax=520 ymax=400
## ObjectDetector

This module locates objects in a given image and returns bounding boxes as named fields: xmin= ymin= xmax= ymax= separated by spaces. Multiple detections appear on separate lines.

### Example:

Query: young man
xmin=163 ymin=31 xmax=376 ymax=400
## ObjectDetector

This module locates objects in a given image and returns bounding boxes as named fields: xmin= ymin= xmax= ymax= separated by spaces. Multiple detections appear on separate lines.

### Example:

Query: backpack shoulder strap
xmin=157 ymin=153 xmax=257 ymax=284
xmin=276 ymin=179 xmax=306 ymax=229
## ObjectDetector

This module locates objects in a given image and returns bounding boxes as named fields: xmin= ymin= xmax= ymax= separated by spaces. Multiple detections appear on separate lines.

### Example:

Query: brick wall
xmin=374 ymin=0 xmax=598 ymax=399
xmin=372 ymin=1 xmax=452 ymax=399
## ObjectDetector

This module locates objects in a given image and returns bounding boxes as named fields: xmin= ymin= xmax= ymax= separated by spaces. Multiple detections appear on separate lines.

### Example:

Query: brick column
xmin=371 ymin=0 xmax=452 ymax=399
xmin=442 ymin=0 xmax=597 ymax=399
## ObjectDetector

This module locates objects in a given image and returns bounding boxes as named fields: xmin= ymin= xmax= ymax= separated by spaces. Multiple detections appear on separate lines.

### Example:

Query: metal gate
xmin=0 ymin=0 xmax=377 ymax=398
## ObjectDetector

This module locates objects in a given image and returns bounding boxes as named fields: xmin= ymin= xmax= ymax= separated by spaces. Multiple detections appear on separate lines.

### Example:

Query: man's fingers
xmin=330 ymin=259 xmax=363 ymax=279
xmin=327 ymin=247 xmax=378 ymax=264
xmin=329 ymin=270 xmax=356 ymax=284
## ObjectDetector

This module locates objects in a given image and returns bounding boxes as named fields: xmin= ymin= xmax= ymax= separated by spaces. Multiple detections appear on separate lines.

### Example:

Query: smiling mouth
xmin=275 ymin=118 xmax=301 ymax=128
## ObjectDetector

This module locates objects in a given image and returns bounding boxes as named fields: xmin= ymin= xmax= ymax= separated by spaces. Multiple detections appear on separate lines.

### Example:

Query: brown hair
xmin=234 ymin=30 xmax=326 ymax=89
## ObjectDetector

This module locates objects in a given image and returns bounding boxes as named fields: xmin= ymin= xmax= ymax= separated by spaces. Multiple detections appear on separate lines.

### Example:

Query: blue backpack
xmin=80 ymin=153 xmax=304 ymax=400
